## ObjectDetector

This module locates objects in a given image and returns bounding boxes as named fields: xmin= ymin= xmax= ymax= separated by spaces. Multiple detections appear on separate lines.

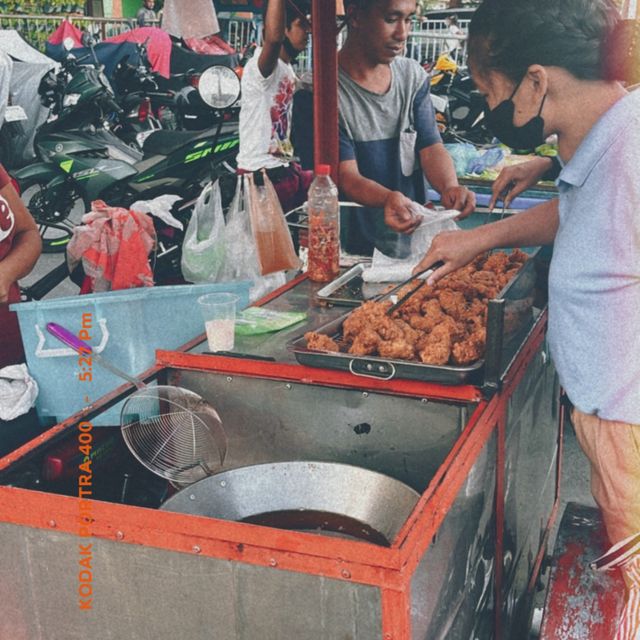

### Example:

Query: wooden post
xmin=312 ymin=0 xmax=339 ymax=183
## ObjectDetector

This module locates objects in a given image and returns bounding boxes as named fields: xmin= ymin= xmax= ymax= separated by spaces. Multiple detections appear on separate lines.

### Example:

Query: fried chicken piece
xmin=418 ymin=323 xmax=452 ymax=365
xmin=495 ymin=273 xmax=511 ymax=290
xmin=451 ymin=328 xmax=486 ymax=365
xmin=373 ymin=315 xmax=404 ymax=341
xmin=438 ymin=289 xmax=468 ymax=321
xmin=483 ymin=252 xmax=510 ymax=273
xmin=342 ymin=301 xmax=388 ymax=340
xmin=408 ymin=313 xmax=434 ymax=332
xmin=390 ymin=282 xmax=433 ymax=317
xmin=420 ymin=297 xmax=444 ymax=317
xmin=508 ymin=248 xmax=528 ymax=266
xmin=469 ymin=298 xmax=488 ymax=317
xmin=378 ymin=338 xmax=415 ymax=360
xmin=473 ymin=283 xmax=500 ymax=300
xmin=305 ymin=332 xmax=340 ymax=352
xmin=442 ymin=276 xmax=481 ymax=301
xmin=472 ymin=253 xmax=489 ymax=271
xmin=396 ymin=297 xmax=422 ymax=317
xmin=465 ymin=314 xmax=486 ymax=333
xmin=472 ymin=270 xmax=498 ymax=286
xmin=438 ymin=315 xmax=467 ymax=342
xmin=407 ymin=298 xmax=444 ymax=332
xmin=348 ymin=328 xmax=380 ymax=356
xmin=395 ymin=319 xmax=420 ymax=347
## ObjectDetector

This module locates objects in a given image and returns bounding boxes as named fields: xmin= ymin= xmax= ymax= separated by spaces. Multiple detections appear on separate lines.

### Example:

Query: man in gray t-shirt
xmin=338 ymin=0 xmax=475 ymax=257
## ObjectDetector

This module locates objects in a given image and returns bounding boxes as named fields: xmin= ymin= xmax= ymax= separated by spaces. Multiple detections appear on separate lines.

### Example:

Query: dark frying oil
xmin=241 ymin=509 xmax=390 ymax=547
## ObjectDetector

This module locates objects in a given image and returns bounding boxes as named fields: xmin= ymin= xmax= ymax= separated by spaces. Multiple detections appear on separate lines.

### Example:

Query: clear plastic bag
xmin=362 ymin=205 xmax=460 ymax=283
xmin=181 ymin=181 xmax=226 ymax=283
xmin=246 ymin=171 xmax=300 ymax=276
xmin=220 ymin=176 xmax=286 ymax=302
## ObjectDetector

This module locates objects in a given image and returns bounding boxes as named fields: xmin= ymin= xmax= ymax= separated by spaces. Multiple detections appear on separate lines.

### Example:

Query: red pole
xmin=312 ymin=0 xmax=339 ymax=183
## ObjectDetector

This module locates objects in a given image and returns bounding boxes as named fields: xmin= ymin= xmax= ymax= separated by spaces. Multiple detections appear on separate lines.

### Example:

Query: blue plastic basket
xmin=12 ymin=282 xmax=251 ymax=426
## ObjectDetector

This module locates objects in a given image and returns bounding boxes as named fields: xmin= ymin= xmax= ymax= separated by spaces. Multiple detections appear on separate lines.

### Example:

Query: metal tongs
xmin=488 ymin=183 xmax=514 ymax=223
xmin=384 ymin=261 xmax=444 ymax=316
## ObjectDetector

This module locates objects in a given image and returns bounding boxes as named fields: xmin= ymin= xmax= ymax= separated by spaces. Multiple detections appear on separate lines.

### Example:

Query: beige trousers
xmin=572 ymin=409 xmax=640 ymax=639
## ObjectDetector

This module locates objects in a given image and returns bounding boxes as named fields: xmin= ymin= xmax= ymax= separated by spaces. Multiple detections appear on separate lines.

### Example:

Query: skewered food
xmin=304 ymin=249 xmax=529 ymax=366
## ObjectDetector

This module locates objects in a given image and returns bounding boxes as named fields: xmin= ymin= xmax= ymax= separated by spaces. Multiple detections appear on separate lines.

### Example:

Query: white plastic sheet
xmin=0 ymin=31 xmax=57 ymax=165
xmin=0 ymin=364 xmax=38 ymax=422
xmin=130 ymin=194 xmax=184 ymax=230
xmin=162 ymin=0 xmax=220 ymax=39
xmin=362 ymin=205 xmax=460 ymax=283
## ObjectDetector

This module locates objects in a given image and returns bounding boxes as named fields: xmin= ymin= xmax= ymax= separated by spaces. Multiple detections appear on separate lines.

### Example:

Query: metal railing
xmin=226 ymin=18 xmax=257 ymax=52
xmin=0 ymin=14 xmax=159 ymax=51
xmin=414 ymin=18 xmax=471 ymax=33
xmin=406 ymin=31 xmax=467 ymax=66
xmin=220 ymin=16 xmax=467 ymax=70
xmin=2 ymin=14 xmax=466 ymax=69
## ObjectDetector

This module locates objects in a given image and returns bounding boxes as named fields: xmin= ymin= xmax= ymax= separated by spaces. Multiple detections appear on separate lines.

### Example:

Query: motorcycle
xmin=13 ymin=40 xmax=241 ymax=253
xmin=426 ymin=53 xmax=493 ymax=145
xmin=111 ymin=39 xmax=241 ymax=133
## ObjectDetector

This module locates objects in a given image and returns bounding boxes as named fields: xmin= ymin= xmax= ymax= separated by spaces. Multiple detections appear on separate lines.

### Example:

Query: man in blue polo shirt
xmin=338 ymin=0 xmax=475 ymax=258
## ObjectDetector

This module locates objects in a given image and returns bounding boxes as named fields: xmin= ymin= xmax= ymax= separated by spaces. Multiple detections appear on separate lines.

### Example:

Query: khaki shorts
xmin=572 ymin=408 xmax=640 ymax=546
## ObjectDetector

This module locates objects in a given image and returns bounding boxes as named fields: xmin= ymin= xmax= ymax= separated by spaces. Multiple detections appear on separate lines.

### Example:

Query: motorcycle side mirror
xmin=81 ymin=32 xmax=95 ymax=48
xmin=63 ymin=37 xmax=76 ymax=52
xmin=198 ymin=65 xmax=241 ymax=110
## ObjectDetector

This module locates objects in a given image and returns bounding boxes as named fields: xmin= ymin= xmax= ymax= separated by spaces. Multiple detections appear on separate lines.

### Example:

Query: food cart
xmin=0 ymin=258 xmax=562 ymax=638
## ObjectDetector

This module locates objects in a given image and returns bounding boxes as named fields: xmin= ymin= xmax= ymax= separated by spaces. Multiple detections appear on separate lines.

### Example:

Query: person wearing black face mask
xmin=483 ymin=76 xmax=548 ymax=151
xmin=414 ymin=2 xmax=640 ymax=636
xmin=482 ymin=76 xmax=556 ymax=211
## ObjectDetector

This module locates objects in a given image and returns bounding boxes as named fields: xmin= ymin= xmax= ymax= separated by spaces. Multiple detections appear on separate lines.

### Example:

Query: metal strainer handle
xmin=46 ymin=322 xmax=145 ymax=389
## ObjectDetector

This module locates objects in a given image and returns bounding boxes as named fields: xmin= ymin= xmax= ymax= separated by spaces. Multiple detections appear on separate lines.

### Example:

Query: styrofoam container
xmin=12 ymin=282 xmax=251 ymax=426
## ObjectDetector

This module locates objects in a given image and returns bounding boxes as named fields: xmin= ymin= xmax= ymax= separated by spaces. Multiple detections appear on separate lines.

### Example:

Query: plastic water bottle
xmin=307 ymin=164 xmax=340 ymax=282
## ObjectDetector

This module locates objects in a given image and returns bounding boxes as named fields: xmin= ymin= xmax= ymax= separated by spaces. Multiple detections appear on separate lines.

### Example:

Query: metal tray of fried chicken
xmin=291 ymin=248 xmax=539 ymax=385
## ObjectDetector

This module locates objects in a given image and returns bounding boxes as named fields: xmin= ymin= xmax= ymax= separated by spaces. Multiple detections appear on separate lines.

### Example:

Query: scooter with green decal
xmin=13 ymin=64 xmax=241 ymax=253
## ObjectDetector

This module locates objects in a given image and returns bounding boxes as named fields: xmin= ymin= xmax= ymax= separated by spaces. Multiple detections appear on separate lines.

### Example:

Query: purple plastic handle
xmin=46 ymin=322 xmax=94 ymax=354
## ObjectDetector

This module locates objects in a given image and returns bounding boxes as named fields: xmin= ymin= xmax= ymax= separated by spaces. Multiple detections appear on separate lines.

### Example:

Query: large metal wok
xmin=161 ymin=461 xmax=420 ymax=546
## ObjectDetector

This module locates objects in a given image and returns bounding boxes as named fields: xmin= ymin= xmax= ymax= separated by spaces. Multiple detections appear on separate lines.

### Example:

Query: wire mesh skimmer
xmin=46 ymin=322 xmax=227 ymax=486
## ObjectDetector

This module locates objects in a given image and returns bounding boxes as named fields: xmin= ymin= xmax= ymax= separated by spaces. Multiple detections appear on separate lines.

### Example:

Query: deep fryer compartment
xmin=0 ymin=426 xmax=170 ymax=509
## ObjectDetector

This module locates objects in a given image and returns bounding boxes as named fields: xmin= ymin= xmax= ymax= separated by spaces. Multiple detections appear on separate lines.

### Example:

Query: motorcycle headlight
xmin=197 ymin=66 xmax=241 ymax=109
xmin=63 ymin=93 xmax=81 ymax=107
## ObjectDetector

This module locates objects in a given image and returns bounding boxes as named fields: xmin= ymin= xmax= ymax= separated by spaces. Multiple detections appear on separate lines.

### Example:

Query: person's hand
xmin=384 ymin=191 xmax=421 ymax=233
xmin=489 ymin=157 xmax=554 ymax=211
xmin=412 ymin=228 xmax=485 ymax=285
xmin=440 ymin=185 xmax=476 ymax=218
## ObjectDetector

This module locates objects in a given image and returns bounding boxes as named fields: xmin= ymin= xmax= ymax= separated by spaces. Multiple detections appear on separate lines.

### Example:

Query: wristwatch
xmin=541 ymin=156 xmax=561 ymax=181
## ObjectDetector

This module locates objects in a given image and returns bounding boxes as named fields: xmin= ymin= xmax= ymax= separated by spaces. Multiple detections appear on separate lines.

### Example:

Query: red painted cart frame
xmin=0 ymin=305 xmax=561 ymax=639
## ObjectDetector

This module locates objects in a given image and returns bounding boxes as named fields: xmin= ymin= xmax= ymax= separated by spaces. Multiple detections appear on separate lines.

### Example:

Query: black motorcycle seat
xmin=169 ymin=43 xmax=240 ymax=75
xmin=142 ymin=123 xmax=238 ymax=157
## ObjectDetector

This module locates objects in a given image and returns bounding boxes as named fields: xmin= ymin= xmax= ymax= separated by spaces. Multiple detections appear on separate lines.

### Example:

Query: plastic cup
xmin=197 ymin=293 xmax=239 ymax=352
